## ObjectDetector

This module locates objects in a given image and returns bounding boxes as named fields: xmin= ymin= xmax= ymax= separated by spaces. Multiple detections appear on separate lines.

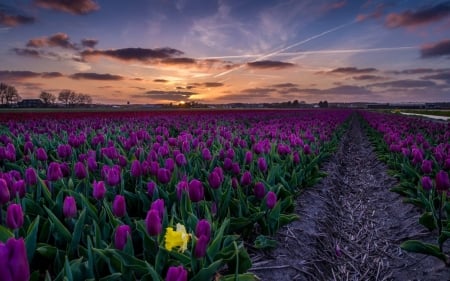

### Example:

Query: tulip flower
xmin=240 ymin=171 xmax=252 ymax=186
xmin=25 ymin=167 xmax=37 ymax=186
xmin=130 ymin=160 xmax=142 ymax=177
xmin=223 ymin=158 xmax=232 ymax=170
xmin=87 ymin=156 xmax=98 ymax=172
xmin=165 ymin=158 xmax=175 ymax=172
xmin=266 ymin=191 xmax=277 ymax=209
xmin=115 ymin=225 xmax=131 ymax=250
xmin=421 ymin=176 xmax=433 ymax=191
xmin=103 ymin=165 xmax=121 ymax=186
xmin=165 ymin=266 xmax=188 ymax=281
xmin=92 ymin=180 xmax=106 ymax=200
xmin=254 ymin=182 xmax=266 ymax=199
xmin=411 ymin=148 xmax=423 ymax=165
xmin=0 ymin=178 xmax=10 ymax=205
xmin=151 ymin=198 xmax=165 ymax=219
xmin=146 ymin=209 xmax=162 ymax=236
xmin=195 ymin=219 xmax=211 ymax=241
xmin=74 ymin=161 xmax=87 ymax=179
xmin=12 ymin=180 xmax=26 ymax=198
xmin=6 ymin=203 xmax=24 ymax=230
xmin=188 ymin=179 xmax=204 ymax=202
xmin=47 ymin=162 xmax=63 ymax=181
xmin=63 ymin=196 xmax=77 ymax=219
xmin=0 ymin=238 xmax=30 ymax=281
xmin=157 ymin=168 xmax=171 ymax=184
xmin=36 ymin=147 xmax=48 ymax=161
xmin=208 ymin=170 xmax=221 ymax=189
xmin=59 ymin=162 xmax=70 ymax=177
xmin=201 ymin=148 xmax=212 ymax=161
xmin=164 ymin=223 xmax=190 ymax=252
xmin=176 ymin=179 xmax=188 ymax=199
xmin=57 ymin=144 xmax=72 ymax=159
xmin=147 ymin=181 xmax=156 ymax=196
xmin=435 ymin=170 xmax=450 ymax=192
xmin=194 ymin=235 xmax=209 ymax=258
xmin=244 ymin=151 xmax=253 ymax=164
xmin=257 ymin=157 xmax=267 ymax=172
xmin=112 ymin=195 xmax=126 ymax=217
xmin=175 ymin=153 xmax=187 ymax=167
xmin=421 ymin=160 xmax=433 ymax=174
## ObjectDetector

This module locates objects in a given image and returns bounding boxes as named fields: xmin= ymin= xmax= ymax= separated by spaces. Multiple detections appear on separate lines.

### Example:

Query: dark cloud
xmin=422 ymin=72 xmax=450 ymax=83
xmin=385 ymin=2 xmax=450 ymax=28
xmin=34 ymin=0 xmax=99 ymax=15
xmin=271 ymin=83 xmax=298 ymax=88
xmin=12 ymin=48 xmax=41 ymax=58
xmin=41 ymin=72 xmax=63 ymax=78
xmin=247 ymin=60 xmax=295 ymax=69
xmin=289 ymin=85 xmax=373 ymax=96
xmin=352 ymin=75 xmax=386 ymax=80
xmin=327 ymin=67 xmax=377 ymax=74
xmin=130 ymin=86 xmax=146 ymax=90
xmin=391 ymin=68 xmax=437 ymax=74
xmin=135 ymin=90 xmax=197 ymax=102
xmin=154 ymin=79 xmax=168 ymax=83
xmin=0 ymin=8 xmax=35 ymax=27
xmin=0 ymin=70 xmax=63 ymax=81
xmin=81 ymin=47 xmax=184 ymax=63
xmin=161 ymin=57 xmax=196 ymax=65
xmin=27 ymin=33 xmax=77 ymax=49
xmin=81 ymin=38 xmax=98 ymax=48
xmin=421 ymin=39 xmax=450 ymax=58
xmin=69 ymin=72 xmax=123 ymax=81
xmin=369 ymin=79 xmax=437 ymax=88
xmin=240 ymin=87 xmax=275 ymax=95
xmin=203 ymin=82 xmax=224 ymax=87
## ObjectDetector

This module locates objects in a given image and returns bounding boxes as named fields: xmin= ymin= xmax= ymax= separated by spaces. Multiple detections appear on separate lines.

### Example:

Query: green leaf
xmin=438 ymin=231 xmax=450 ymax=247
xmin=253 ymin=235 xmax=277 ymax=250
xmin=190 ymin=259 xmax=224 ymax=281
xmin=0 ymin=225 xmax=14 ymax=242
xmin=70 ymin=209 xmax=87 ymax=256
xmin=44 ymin=205 xmax=72 ymax=243
xmin=400 ymin=240 xmax=448 ymax=263
xmin=207 ymin=218 xmax=229 ymax=259
xmin=36 ymin=244 xmax=58 ymax=259
xmin=25 ymin=215 xmax=40 ymax=262
xmin=418 ymin=212 xmax=436 ymax=231
xmin=99 ymin=273 xmax=122 ymax=281
xmin=221 ymin=273 xmax=260 ymax=281
xmin=64 ymin=255 xmax=74 ymax=281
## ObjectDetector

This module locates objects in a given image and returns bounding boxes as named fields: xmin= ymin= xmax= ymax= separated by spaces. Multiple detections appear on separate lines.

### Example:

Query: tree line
xmin=0 ymin=82 xmax=92 ymax=107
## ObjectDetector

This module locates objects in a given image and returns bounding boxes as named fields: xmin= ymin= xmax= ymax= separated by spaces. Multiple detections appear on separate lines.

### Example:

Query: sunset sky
xmin=1 ymin=0 xmax=450 ymax=104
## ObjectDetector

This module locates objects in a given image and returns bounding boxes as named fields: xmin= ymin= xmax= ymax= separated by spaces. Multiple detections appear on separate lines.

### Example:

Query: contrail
xmin=214 ymin=20 xmax=355 ymax=78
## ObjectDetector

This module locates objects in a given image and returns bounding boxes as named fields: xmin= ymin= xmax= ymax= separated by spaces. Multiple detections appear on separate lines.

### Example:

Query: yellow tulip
xmin=164 ymin=223 xmax=191 ymax=252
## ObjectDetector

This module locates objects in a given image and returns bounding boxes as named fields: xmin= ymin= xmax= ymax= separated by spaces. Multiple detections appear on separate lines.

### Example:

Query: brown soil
xmin=249 ymin=114 xmax=450 ymax=281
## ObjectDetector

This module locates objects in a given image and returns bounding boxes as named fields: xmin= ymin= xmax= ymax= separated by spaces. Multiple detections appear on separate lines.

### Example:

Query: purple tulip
xmin=23 ymin=141 xmax=33 ymax=154
xmin=254 ymin=182 xmax=266 ymax=199
xmin=176 ymin=179 xmax=188 ymax=199
xmin=175 ymin=153 xmax=187 ymax=167
xmin=118 ymin=155 xmax=127 ymax=167
xmin=36 ymin=147 xmax=48 ymax=161
xmin=257 ymin=157 xmax=267 ymax=172
xmin=151 ymin=198 xmax=165 ymax=220
xmin=87 ymin=156 xmax=98 ymax=172
xmin=231 ymin=162 xmax=240 ymax=175
xmin=231 ymin=177 xmax=238 ymax=189
xmin=6 ymin=204 xmax=24 ymax=230
xmin=47 ymin=162 xmax=63 ymax=181
xmin=444 ymin=158 xmax=450 ymax=170
xmin=435 ymin=170 xmax=450 ymax=192
xmin=411 ymin=148 xmax=423 ymax=165
xmin=244 ymin=151 xmax=253 ymax=165
xmin=74 ymin=161 xmax=87 ymax=179
xmin=194 ymin=235 xmax=209 ymax=258
xmin=25 ymin=167 xmax=37 ymax=186
xmin=112 ymin=195 xmax=126 ymax=217
xmin=93 ymin=181 xmax=106 ymax=200
xmin=57 ymin=144 xmax=72 ymax=159
xmin=0 ymin=238 xmax=30 ymax=281
xmin=266 ymin=191 xmax=277 ymax=209
xmin=303 ymin=144 xmax=311 ymax=155
xmin=103 ymin=165 xmax=121 ymax=186
xmin=145 ymin=209 xmax=162 ymax=236
xmin=165 ymin=266 xmax=188 ymax=281
xmin=0 ymin=179 xmax=10 ymax=204
xmin=202 ymin=148 xmax=212 ymax=161
xmin=12 ymin=180 xmax=26 ymax=198
xmin=293 ymin=151 xmax=301 ymax=164
xmin=195 ymin=219 xmax=211 ymax=240
xmin=149 ymin=161 xmax=159 ymax=176
xmin=188 ymin=179 xmax=204 ymax=202
xmin=421 ymin=160 xmax=433 ymax=174
xmin=115 ymin=225 xmax=131 ymax=250
xmin=421 ymin=176 xmax=433 ymax=191
xmin=147 ymin=181 xmax=156 ymax=196
xmin=223 ymin=158 xmax=232 ymax=170
xmin=165 ymin=158 xmax=175 ymax=172
xmin=130 ymin=160 xmax=142 ymax=177
xmin=208 ymin=171 xmax=222 ymax=189
xmin=157 ymin=168 xmax=172 ymax=184
xmin=63 ymin=196 xmax=77 ymax=219
xmin=240 ymin=171 xmax=252 ymax=186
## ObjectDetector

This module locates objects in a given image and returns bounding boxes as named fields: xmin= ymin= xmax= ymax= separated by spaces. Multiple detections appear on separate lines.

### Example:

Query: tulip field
xmin=0 ymin=109 xmax=352 ymax=281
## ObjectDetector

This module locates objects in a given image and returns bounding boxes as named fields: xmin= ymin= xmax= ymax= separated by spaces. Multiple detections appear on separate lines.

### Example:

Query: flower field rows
xmin=0 ymin=109 xmax=351 ymax=281
xmin=361 ymin=111 xmax=450 ymax=265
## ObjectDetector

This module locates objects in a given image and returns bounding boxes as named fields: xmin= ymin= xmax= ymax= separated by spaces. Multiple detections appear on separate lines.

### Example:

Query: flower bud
xmin=146 ymin=209 xmax=162 ymax=236
xmin=208 ymin=171 xmax=221 ymax=189
xmin=188 ymin=179 xmax=204 ymax=202
xmin=93 ymin=180 xmax=106 ymax=200
xmin=266 ymin=191 xmax=277 ymax=209
xmin=240 ymin=171 xmax=252 ymax=186
xmin=244 ymin=151 xmax=253 ymax=165
xmin=157 ymin=168 xmax=171 ymax=184
xmin=147 ymin=181 xmax=156 ymax=196
xmin=421 ymin=160 xmax=433 ymax=174
xmin=0 ymin=179 xmax=10 ymax=205
xmin=87 ymin=156 xmax=98 ymax=172
xmin=115 ymin=225 xmax=131 ymax=250
xmin=74 ymin=161 xmax=87 ymax=179
xmin=194 ymin=235 xmax=209 ymax=258
xmin=257 ymin=157 xmax=267 ymax=172
xmin=36 ymin=147 xmax=48 ymax=161
xmin=421 ymin=176 xmax=433 ymax=191
xmin=254 ymin=182 xmax=266 ymax=199
xmin=436 ymin=170 xmax=450 ymax=192
xmin=195 ymin=219 xmax=211 ymax=240
xmin=165 ymin=158 xmax=175 ymax=172
xmin=202 ymin=148 xmax=212 ymax=161
xmin=63 ymin=196 xmax=77 ymax=219
xmin=130 ymin=160 xmax=142 ymax=177
xmin=151 ymin=198 xmax=165 ymax=220
xmin=112 ymin=195 xmax=126 ymax=217
xmin=6 ymin=203 xmax=24 ymax=229
xmin=25 ymin=167 xmax=37 ymax=186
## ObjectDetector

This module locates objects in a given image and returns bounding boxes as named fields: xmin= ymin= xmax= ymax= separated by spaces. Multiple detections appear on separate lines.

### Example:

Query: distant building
xmin=18 ymin=99 xmax=44 ymax=108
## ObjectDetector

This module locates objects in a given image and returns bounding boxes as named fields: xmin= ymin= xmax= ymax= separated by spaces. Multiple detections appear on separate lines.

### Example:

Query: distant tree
xmin=0 ymin=84 xmax=21 ymax=105
xmin=0 ymin=83 xmax=8 ymax=105
xmin=76 ymin=93 xmax=92 ymax=105
xmin=293 ymin=99 xmax=299 ymax=106
xmin=58 ymin=90 xmax=92 ymax=106
xmin=40 ymin=91 xmax=56 ymax=105
xmin=318 ymin=100 xmax=328 ymax=108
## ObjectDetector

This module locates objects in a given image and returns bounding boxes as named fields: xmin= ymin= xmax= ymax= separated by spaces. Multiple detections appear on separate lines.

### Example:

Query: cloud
xmin=420 ymin=39 xmax=450 ymax=58
xmin=81 ymin=38 xmax=98 ymax=48
xmin=27 ymin=33 xmax=77 ymax=49
xmin=69 ymin=72 xmax=123 ymax=81
xmin=135 ymin=90 xmax=197 ymax=102
xmin=327 ymin=67 xmax=378 ymax=74
xmin=422 ymin=72 xmax=450 ymax=83
xmin=369 ymin=79 xmax=437 ymax=88
xmin=34 ymin=0 xmax=99 ymax=15
xmin=0 ymin=70 xmax=63 ymax=80
xmin=391 ymin=68 xmax=438 ymax=74
xmin=240 ymin=87 xmax=275 ymax=95
xmin=352 ymin=75 xmax=386 ymax=80
xmin=81 ymin=47 xmax=184 ymax=63
xmin=271 ymin=83 xmax=298 ymax=88
xmin=356 ymin=3 xmax=386 ymax=22
xmin=203 ymin=82 xmax=224 ymax=87
xmin=385 ymin=2 xmax=450 ymax=28
xmin=12 ymin=48 xmax=41 ymax=58
xmin=247 ymin=60 xmax=295 ymax=69
xmin=0 ymin=8 xmax=35 ymax=27
xmin=154 ymin=79 xmax=168 ymax=83
xmin=323 ymin=1 xmax=347 ymax=11
xmin=160 ymin=57 xmax=197 ymax=65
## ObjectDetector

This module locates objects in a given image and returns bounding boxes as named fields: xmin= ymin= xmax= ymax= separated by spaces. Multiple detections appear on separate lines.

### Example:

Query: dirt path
xmin=249 ymin=114 xmax=450 ymax=281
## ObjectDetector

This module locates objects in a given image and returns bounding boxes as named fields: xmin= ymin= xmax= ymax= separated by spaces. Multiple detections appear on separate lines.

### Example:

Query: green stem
xmin=437 ymin=191 xmax=443 ymax=252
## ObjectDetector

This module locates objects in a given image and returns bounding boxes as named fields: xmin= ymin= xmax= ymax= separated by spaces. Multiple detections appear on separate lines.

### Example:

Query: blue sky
xmin=1 ymin=0 xmax=449 ymax=104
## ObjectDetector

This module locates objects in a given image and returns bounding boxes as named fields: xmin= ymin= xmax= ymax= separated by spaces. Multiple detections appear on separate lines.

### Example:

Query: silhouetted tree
xmin=318 ymin=100 xmax=328 ymax=108
xmin=40 ymin=91 xmax=56 ymax=105
xmin=58 ymin=90 xmax=92 ymax=106
xmin=0 ymin=83 xmax=21 ymax=105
